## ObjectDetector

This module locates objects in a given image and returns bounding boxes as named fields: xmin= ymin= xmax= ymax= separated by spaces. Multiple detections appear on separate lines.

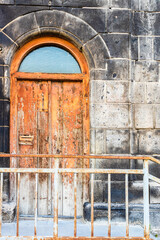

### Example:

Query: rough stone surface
xmin=101 ymin=34 xmax=129 ymax=59
xmin=0 ymin=0 xmax=14 ymax=4
xmin=138 ymin=130 xmax=160 ymax=154
xmin=2 ymin=202 xmax=16 ymax=223
xmin=35 ymin=10 xmax=65 ymax=29
xmin=0 ymin=6 xmax=49 ymax=28
xmin=3 ymin=13 xmax=38 ymax=42
xmin=133 ymin=61 xmax=159 ymax=82
xmin=91 ymin=104 xmax=130 ymax=128
xmin=0 ymin=32 xmax=16 ymax=64
xmin=139 ymin=37 xmax=153 ymax=60
xmin=105 ymin=60 xmax=129 ymax=80
xmin=107 ymin=9 xmax=131 ymax=33
xmin=83 ymin=35 xmax=109 ymax=69
xmin=66 ymin=8 xmax=107 ymax=33
xmin=63 ymin=0 xmax=108 ymax=7
xmin=135 ymin=104 xmax=154 ymax=129
xmin=15 ymin=0 xmax=52 ymax=5
xmin=61 ymin=13 xmax=97 ymax=44
xmin=111 ymin=0 xmax=131 ymax=8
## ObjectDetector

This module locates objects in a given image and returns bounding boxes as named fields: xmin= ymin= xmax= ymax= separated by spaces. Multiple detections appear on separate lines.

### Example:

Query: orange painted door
xmin=16 ymin=79 xmax=83 ymax=216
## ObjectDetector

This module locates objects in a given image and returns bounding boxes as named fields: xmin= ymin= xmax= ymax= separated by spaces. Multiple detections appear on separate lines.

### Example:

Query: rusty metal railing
xmin=0 ymin=154 xmax=159 ymax=239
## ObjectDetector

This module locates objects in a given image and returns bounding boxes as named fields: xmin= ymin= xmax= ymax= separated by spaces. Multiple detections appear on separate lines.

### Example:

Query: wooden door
xmin=16 ymin=79 xmax=83 ymax=216
xmin=10 ymin=37 xmax=90 ymax=217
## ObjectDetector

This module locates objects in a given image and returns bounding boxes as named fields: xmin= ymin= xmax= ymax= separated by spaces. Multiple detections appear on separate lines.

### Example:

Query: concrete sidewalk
xmin=0 ymin=219 xmax=158 ymax=239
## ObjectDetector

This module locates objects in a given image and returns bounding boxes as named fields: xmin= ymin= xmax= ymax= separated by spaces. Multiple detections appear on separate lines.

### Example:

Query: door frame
xmin=10 ymin=36 xmax=90 ymax=203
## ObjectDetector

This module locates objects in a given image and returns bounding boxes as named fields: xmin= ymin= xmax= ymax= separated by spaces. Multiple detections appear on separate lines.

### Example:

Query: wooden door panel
xmin=62 ymin=82 xmax=83 ymax=216
xmin=17 ymin=80 xmax=38 ymax=215
xmin=51 ymin=81 xmax=83 ymax=216
xmin=16 ymin=79 xmax=84 ymax=216
xmin=37 ymin=82 xmax=50 ymax=215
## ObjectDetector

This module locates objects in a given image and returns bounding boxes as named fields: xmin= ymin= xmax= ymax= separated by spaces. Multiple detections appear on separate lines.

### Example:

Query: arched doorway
xmin=10 ymin=37 xmax=90 ymax=216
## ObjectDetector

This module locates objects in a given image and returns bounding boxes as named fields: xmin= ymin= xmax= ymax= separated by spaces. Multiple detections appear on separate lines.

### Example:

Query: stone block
xmin=0 ymin=32 xmax=15 ymax=65
xmin=154 ymin=37 xmax=160 ymax=60
xmin=0 ymin=6 xmax=49 ymax=29
xmin=138 ymin=0 xmax=160 ymax=11
xmin=139 ymin=37 xmax=153 ymax=60
xmin=107 ymin=9 xmax=131 ymax=33
xmin=132 ymin=12 xmax=150 ymax=35
xmin=15 ymin=0 xmax=51 ymax=5
xmin=4 ymin=127 xmax=9 ymax=153
xmin=104 ymin=181 xmax=125 ymax=203
xmin=63 ymin=0 xmax=108 ymax=7
xmin=129 ymin=182 xmax=143 ymax=203
xmin=130 ymin=130 xmax=139 ymax=154
xmin=106 ymin=81 xmax=129 ymax=103
xmin=0 ymin=0 xmax=14 ymax=4
xmin=101 ymin=34 xmax=129 ymax=59
xmin=95 ymin=159 xmax=130 ymax=183
xmin=155 ymin=105 xmax=160 ymax=128
xmin=95 ymin=129 xmax=105 ymax=154
xmin=151 ymin=13 xmax=160 ymax=35
xmin=90 ymin=104 xmax=96 ymax=128
xmin=0 ymin=66 xmax=3 ymax=77
xmin=3 ymin=13 xmax=38 ymax=42
xmin=135 ymin=104 xmax=154 ymax=129
xmin=133 ymin=61 xmax=159 ymax=82
xmin=90 ymin=181 xmax=104 ymax=202
xmin=90 ymin=129 xmax=96 ymax=154
xmin=131 ymin=36 xmax=138 ymax=60
xmin=132 ymin=82 xmax=146 ymax=104
xmin=3 ymin=101 xmax=9 ymax=126
xmin=95 ymin=158 xmax=130 ymax=171
xmin=111 ymin=0 xmax=131 ymax=8
xmin=2 ymin=202 xmax=16 ymax=223
xmin=1 ymin=78 xmax=10 ymax=99
xmin=131 ymin=0 xmax=139 ymax=10
xmin=66 ymin=8 xmax=107 ymax=33
xmin=94 ymin=104 xmax=130 ymax=128
xmin=146 ymin=83 xmax=160 ymax=104
xmin=105 ymin=60 xmax=129 ymax=80
xmin=149 ymin=161 xmax=160 ymax=180
xmin=0 ymin=127 xmax=4 ymax=152
xmin=138 ymin=130 xmax=160 ymax=154
xmin=90 ymin=81 xmax=105 ymax=104
xmin=35 ymin=10 xmax=65 ymax=29
xmin=83 ymin=35 xmax=109 ymax=69
xmin=61 ymin=13 xmax=97 ymax=44
xmin=0 ymin=100 xmax=3 ymax=126
xmin=150 ymin=182 xmax=160 ymax=203
xmin=106 ymin=129 xmax=130 ymax=154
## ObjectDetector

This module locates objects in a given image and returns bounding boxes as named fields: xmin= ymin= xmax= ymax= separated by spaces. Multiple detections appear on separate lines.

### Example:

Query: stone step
xmin=83 ymin=202 xmax=160 ymax=234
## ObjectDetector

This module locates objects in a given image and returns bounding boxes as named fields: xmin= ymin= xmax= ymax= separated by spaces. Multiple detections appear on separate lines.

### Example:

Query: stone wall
xmin=0 ymin=0 xmax=160 ymax=209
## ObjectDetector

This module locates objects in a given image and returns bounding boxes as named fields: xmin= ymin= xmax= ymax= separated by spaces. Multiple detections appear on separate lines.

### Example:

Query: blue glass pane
xmin=19 ymin=46 xmax=81 ymax=73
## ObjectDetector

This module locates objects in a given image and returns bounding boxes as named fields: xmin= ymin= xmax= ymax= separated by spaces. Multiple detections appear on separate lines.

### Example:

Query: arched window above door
xmin=18 ymin=46 xmax=81 ymax=74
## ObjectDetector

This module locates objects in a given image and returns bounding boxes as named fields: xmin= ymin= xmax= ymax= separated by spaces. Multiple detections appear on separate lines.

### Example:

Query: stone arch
xmin=1 ymin=10 xmax=110 ymax=75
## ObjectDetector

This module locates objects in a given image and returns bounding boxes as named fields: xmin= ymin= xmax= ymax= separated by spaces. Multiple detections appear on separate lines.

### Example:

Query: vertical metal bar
xmin=54 ymin=158 xmax=59 ymax=238
xmin=16 ymin=173 xmax=20 ymax=237
xmin=74 ymin=173 xmax=77 ymax=237
xmin=91 ymin=173 xmax=94 ymax=237
xmin=108 ymin=174 xmax=111 ymax=237
xmin=125 ymin=174 xmax=129 ymax=237
xmin=0 ymin=173 xmax=3 ymax=237
xmin=34 ymin=173 xmax=38 ymax=237
xmin=144 ymin=160 xmax=150 ymax=239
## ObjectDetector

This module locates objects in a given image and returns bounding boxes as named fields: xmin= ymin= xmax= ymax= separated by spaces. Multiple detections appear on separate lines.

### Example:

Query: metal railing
xmin=0 ymin=154 xmax=159 ymax=239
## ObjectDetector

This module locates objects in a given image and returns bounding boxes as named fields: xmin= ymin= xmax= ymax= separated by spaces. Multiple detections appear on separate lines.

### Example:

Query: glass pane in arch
xmin=18 ymin=46 xmax=81 ymax=73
